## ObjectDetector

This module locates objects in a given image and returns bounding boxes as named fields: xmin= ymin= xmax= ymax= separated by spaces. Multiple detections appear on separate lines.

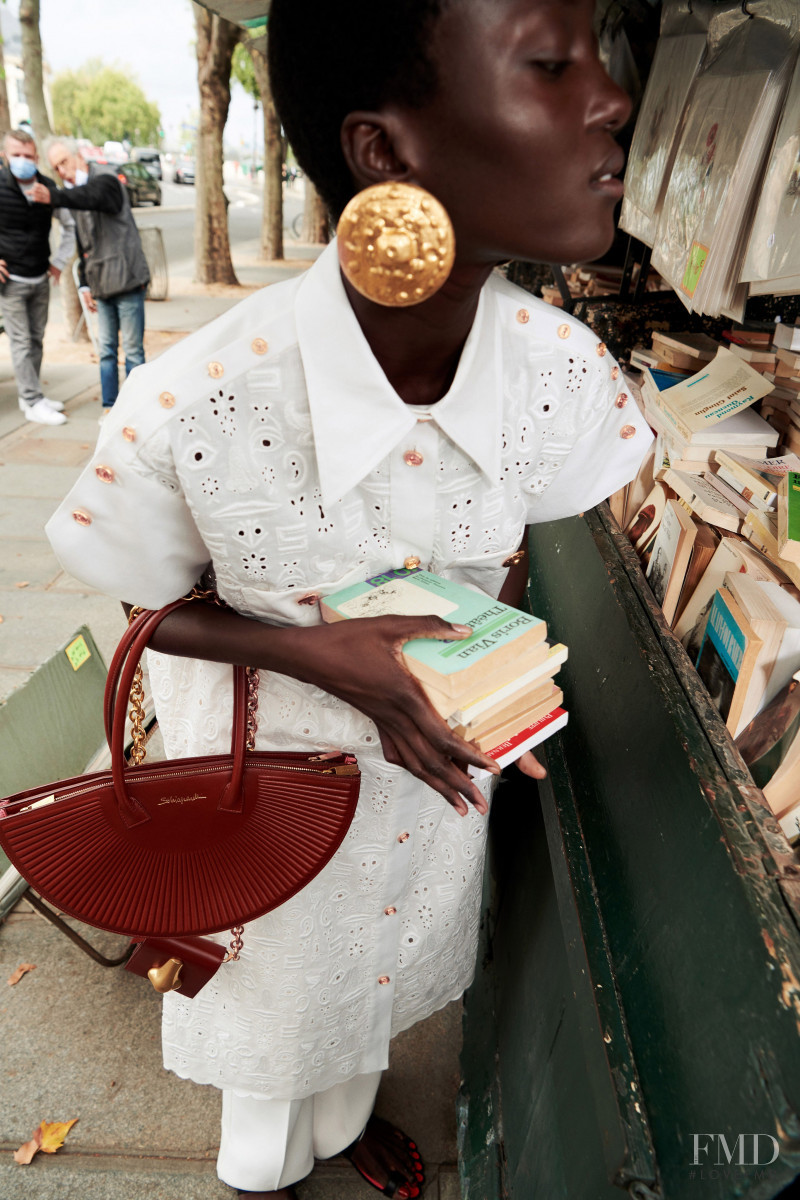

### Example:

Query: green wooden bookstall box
xmin=0 ymin=626 xmax=107 ymax=885
xmin=459 ymin=506 xmax=800 ymax=1200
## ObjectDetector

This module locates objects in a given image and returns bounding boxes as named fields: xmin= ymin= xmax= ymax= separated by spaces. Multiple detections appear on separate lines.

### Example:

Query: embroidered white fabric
xmin=46 ymin=242 xmax=652 ymax=1100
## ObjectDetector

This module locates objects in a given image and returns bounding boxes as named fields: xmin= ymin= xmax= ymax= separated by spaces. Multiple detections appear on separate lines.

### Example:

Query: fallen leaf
xmin=14 ymin=582 xmax=29 ymax=589
xmin=0 ymin=615 xmax=4 ymax=623
xmin=7 ymin=963 xmax=36 ymax=986
xmin=14 ymin=1118 xmax=78 ymax=1164
xmin=39 ymin=1118 xmax=78 ymax=1154
xmin=13 ymin=1127 xmax=41 ymax=1165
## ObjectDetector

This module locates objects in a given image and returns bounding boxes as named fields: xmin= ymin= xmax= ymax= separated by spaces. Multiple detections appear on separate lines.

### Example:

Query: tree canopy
xmin=231 ymin=39 xmax=259 ymax=102
xmin=52 ymin=61 xmax=161 ymax=145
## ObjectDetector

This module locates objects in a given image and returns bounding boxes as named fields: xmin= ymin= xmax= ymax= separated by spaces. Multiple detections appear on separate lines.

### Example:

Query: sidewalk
xmin=0 ymin=255 xmax=463 ymax=1199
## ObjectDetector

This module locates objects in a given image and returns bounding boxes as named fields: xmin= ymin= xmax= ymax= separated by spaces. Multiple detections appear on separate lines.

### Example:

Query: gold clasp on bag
xmin=147 ymin=957 xmax=184 ymax=993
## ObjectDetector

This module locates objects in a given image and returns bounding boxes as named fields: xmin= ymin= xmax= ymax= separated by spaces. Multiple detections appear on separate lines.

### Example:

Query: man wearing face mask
xmin=0 ymin=128 xmax=76 ymax=426
xmin=32 ymin=139 xmax=150 ymax=423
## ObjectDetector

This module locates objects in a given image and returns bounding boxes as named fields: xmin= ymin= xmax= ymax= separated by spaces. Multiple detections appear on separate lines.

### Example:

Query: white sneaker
xmin=18 ymin=396 xmax=65 ymax=413
xmin=23 ymin=399 xmax=67 ymax=426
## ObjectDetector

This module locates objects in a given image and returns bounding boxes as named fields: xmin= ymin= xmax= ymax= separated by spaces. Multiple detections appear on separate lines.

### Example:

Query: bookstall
xmin=460 ymin=2 xmax=800 ymax=1196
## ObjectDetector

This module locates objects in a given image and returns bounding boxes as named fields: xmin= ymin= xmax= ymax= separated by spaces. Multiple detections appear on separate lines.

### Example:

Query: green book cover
xmin=319 ymin=567 xmax=547 ymax=695
xmin=787 ymin=472 xmax=800 ymax=544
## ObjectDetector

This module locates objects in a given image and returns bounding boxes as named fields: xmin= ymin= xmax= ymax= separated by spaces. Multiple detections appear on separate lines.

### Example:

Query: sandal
xmin=341 ymin=1117 xmax=425 ymax=1198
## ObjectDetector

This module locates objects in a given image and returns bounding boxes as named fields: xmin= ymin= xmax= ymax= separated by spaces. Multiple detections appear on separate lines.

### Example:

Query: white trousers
xmin=216 ymin=1070 xmax=383 ymax=1192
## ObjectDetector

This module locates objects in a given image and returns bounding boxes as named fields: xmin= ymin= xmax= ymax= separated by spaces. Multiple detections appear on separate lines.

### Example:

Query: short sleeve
xmin=525 ymin=360 xmax=653 ymax=525
xmin=45 ymin=419 xmax=210 ymax=610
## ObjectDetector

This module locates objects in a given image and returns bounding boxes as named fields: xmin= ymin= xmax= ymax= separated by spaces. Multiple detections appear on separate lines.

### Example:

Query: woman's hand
xmin=136 ymin=602 xmax=507 ymax=817
xmin=277 ymin=614 xmax=502 ymax=816
xmin=516 ymin=751 xmax=547 ymax=779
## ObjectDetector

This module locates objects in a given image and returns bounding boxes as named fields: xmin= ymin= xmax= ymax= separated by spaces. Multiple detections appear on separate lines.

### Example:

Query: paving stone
xmin=0 ymin=590 xmax=125 ymax=673
xmin=0 ymin=1156 xmax=230 ymax=1200
xmin=0 ymin=463 xmax=83 ymax=497
xmin=0 ymin=436 xmax=94 ymax=469
xmin=0 ymin=495 xmax=62 ymax=540
xmin=0 ymin=540 xmax=65 ymax=587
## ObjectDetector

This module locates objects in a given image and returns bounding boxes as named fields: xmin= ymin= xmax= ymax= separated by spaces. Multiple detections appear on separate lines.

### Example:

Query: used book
xmin=723 ymin=572 xmax=800 ymax=732
xmin=736 ymin=671 xmax=800 ymax=794
xmin=674 ymin=534 xmax=782 ymax=663
xmin=319 ymin=568 xmax=546 ymax=697
xmin=695 ymin=586 xmax=763 ymax=738
xmin=777 ymin=471 xmax=800 ymax=566
xmin=643 ymin=348 xmax=774 ymax=443
xmin=645 ymin=498 xmax=698 ymax=625
xmin=319 ymin=567 xmax=567 ymax=768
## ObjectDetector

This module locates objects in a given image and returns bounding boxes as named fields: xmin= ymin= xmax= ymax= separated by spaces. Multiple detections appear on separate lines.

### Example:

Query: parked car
xmin=173 ymin=158 xmax=195 ymax=185
xmin=131 ymin=147 xmax=162 ymax=180
xmin=80 ymin=146 xmax=107 ymax=166
xmin=116 ymin=161 xmax=162 ymax=207
xmin=103 ymin=141 xmax=128 ymax=166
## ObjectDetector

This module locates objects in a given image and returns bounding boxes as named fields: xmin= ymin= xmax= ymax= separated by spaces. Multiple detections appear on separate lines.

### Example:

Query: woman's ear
xmin=341 ymin=111 xmax=415 ymax=189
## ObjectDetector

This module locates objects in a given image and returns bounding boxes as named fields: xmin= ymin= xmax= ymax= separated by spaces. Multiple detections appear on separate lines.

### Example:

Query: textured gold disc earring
xmin=337 ymin=182 xmax=456 ymax=307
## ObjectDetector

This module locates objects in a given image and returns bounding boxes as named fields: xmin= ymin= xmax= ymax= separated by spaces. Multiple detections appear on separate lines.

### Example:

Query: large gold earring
xmin=337 ymin=182 xmax=455 ymax=307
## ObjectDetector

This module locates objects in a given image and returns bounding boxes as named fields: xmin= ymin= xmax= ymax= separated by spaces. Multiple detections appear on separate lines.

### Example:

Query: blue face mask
xmin=9 ymin=156 xmax=37 ymax=181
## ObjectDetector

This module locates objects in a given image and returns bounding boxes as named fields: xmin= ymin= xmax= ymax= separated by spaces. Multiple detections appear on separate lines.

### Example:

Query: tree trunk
xmin=0 ymin=34 xmax=11 ymax=137
xmin=193 ymin=4 xmax=240 ymax=285
xmin=18 ymin=0 xmax=52 ymax=146
xmin=251 ymin=44 xmax=283 ymax=262
xmin=302 ymin=180 xmax=330 ymax=245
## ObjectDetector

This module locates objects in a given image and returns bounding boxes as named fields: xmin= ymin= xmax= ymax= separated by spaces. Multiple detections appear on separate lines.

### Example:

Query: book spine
xmin=778 ymin=473 xmax=800 ymax=566
xmin=715 ymin=465 xmax=774 ymax=511
xmin=649 ymin=389 xmax=694 ymax=443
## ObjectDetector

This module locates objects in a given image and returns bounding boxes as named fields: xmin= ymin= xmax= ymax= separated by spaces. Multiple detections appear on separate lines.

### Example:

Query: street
xmin=133 ymin=176 xmax=307 ymax=276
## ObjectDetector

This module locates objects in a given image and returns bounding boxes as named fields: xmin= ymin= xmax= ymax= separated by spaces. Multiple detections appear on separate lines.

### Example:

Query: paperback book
xmin=643 ymin=349 xmax=774 ymax=443
xmin=319 ymin=568 xmax=546 ymax=696
xmin=695 ymin=586 xmax=763 ymax=736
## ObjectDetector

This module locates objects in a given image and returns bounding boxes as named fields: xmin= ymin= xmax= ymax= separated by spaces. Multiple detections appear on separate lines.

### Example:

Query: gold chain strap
xmin=127 ymin=605 xmax=147 ymax=766
xmin=125 ymin=592 xmax=258 ymax=963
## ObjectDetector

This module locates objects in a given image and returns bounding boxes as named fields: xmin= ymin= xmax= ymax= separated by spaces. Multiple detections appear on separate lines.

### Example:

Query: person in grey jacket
xmin=33 ymin=141 xmax=150 ymax=417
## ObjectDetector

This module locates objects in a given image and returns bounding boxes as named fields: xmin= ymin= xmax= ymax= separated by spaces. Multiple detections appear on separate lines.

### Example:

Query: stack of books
xmin=319 ymin=568 xmax=568 ymax=770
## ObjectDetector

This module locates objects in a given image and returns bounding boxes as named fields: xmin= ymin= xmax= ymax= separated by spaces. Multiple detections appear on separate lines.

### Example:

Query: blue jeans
xmin=96 ymin=287 xmax=146 ymax=408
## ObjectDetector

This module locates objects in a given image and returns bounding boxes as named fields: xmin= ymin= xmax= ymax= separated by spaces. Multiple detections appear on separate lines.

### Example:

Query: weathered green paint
xmin=0 ymin=626 xmax=107 ymax=879
xmin=461 ymin=507 xmax=800 ymax=1199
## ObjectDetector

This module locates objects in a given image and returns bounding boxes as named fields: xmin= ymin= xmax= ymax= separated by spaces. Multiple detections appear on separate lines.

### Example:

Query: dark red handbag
xmin=0 ymin=601 xmax=360 ymax=949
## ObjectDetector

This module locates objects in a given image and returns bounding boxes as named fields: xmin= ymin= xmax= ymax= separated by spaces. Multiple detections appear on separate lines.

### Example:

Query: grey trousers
xmin=0 ymin=276 xmax=50 ymax=404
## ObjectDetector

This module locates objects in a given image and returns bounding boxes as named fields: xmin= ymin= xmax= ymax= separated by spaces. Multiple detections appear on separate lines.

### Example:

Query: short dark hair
xmin=4 ymin=127 xmax=36 ymax=148
xmin=268 ymin=0 xmax=448 ymax=217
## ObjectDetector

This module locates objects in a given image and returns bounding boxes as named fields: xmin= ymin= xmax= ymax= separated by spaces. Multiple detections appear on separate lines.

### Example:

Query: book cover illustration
xmin=320 ymin=567 xmax=546 ymax=694
xmin=695 ymin=587 xmax=762 ymax=733
xmin=652 ymin=4 xmax=798 ymax=316
xmin=645 ymin=498 xmax=697 ymax=623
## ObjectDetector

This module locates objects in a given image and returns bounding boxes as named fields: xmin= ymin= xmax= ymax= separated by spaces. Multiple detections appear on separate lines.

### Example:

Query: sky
xmin=7 ymin=0 xmax=263 ymax=155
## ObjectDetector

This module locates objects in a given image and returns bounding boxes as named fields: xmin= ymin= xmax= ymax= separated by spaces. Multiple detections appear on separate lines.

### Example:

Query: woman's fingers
xmin=378 ymin=727 xmax=486 ymax=817
xmin=516 ymin=750 xmax=547 ymax=779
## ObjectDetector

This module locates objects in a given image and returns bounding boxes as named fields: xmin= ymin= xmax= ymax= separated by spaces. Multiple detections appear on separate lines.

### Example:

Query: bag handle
xmin=106 ymin=603 xmax=253 ymax=828
xmin=103 ymin=600 xmax=187 ymax=744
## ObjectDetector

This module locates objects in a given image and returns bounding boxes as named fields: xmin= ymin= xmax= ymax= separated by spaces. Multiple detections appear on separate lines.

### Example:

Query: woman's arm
xmin=129 ymin=599 xmax=503 ymax=816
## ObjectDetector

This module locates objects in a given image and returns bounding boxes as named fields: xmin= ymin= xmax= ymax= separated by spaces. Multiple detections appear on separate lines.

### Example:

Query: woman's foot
xmin=342 ymin=1115 xmax=425 ymax=1198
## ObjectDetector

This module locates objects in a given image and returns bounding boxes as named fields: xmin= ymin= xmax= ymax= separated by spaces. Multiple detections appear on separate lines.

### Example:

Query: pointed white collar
xmin=295 ymin=241 xmax=503 ymax=506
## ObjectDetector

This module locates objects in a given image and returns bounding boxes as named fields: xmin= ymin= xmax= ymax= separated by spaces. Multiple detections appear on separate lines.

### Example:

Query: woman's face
xmin=401 ymin=0 xmax=632 ymax=267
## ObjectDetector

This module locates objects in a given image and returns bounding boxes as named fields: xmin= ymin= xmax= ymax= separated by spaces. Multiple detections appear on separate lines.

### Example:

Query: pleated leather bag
xmin=0 ymin=600 xmax=361 ymax=940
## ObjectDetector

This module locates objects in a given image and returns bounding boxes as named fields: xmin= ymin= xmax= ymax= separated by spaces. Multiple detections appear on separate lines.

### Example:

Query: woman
xmin=47 ymin=0 xmax=652 ymax=1196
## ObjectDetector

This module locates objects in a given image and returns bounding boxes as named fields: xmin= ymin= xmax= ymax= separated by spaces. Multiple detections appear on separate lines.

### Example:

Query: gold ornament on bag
xmin=337 ymin=182 xmax=455 ymax=307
